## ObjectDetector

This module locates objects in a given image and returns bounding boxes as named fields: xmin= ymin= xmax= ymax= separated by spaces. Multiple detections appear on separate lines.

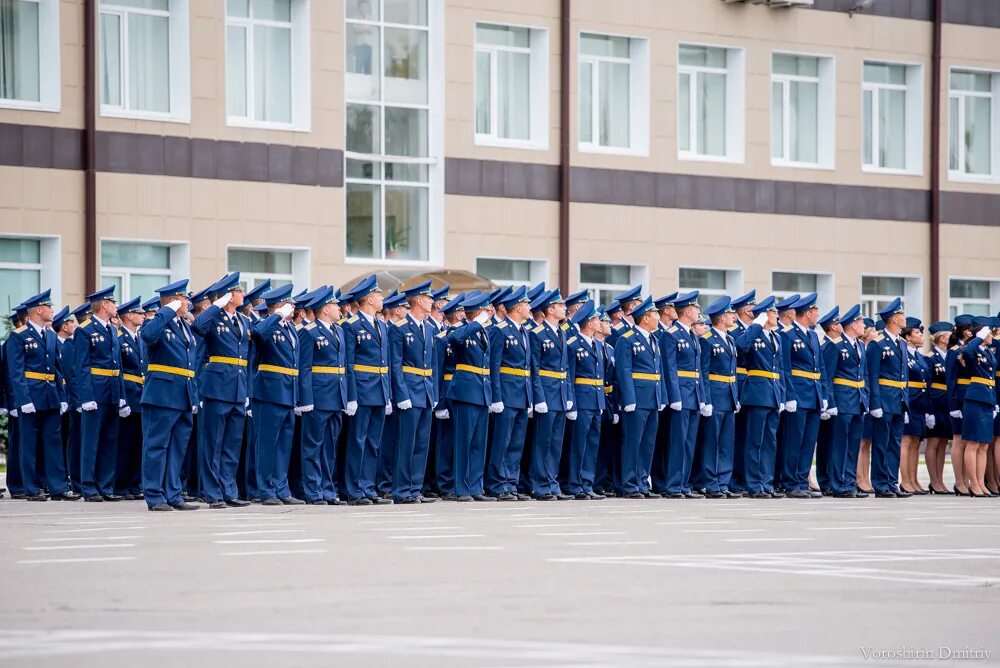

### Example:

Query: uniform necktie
xmin=231 ymin=315 xmax=241 ymax=338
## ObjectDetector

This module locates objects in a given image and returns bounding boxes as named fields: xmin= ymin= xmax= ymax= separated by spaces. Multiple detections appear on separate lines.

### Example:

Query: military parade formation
xmin=3 ymin=274 xmax=1000 ymax=511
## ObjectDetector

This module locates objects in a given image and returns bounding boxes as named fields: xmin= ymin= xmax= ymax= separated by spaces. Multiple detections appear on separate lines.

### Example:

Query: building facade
xmin=1 ymin=0 xmax=999 ymax=331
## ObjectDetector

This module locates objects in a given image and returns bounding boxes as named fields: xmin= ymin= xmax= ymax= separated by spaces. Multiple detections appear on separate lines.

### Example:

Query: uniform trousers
xmin=142 ymin=406 xmax=193 ymax=508
xmin=19 ymin=409 xmax=67 ymax=496
xmin=393 ymin=406 xmax=432 ymax=501
xmin=871 ymin=412 xmax=904 ymax=493
xmin=199 ymin=399 xmax=247 ymax=502
xmin=451 ymin=400 xmax=489 ymax=497
xmin=700 ymin=409 xmax=735 ymax=493
xmin=621 ymin=408 xmax=657 ymax=495
xmin=566 ymin=408 xmax=602 ymax=495
xmin=80 ymin=404 xmax=119 ymax=497
xmin=252 ymin=399 xmax=295 ymax=501
xmin=780 ymin=408 xmax=820 ymax=493
xmin=529 ymin=409 xmax=566 ymax=497
xmin=830 ymin=412 xmax=863 ymax=495
xmin=114 ymin=411 xmax=143 ymax=496
xmin=345 ymin=404 xmax=385 ymax=500
xmin=301 ymin=408 xmax=343 ymax=502
xmin=486 ymin=406 xmax=528 ymax=496
xmin=665 ymin=408 xmax=699 ymax=494
xmin=744 ymin=406 xmax=779 ymax=494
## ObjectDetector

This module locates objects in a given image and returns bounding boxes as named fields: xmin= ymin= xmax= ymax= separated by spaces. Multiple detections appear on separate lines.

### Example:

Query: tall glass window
xmin=678 ymin=45 xmax=727 ymax=158
xmin=0 ymin=0 xmax=40 ymax=102
xmin=863 ymin=62 xmax=907 ymax=170
xmin=99 ymin=0 xmax=171 ymax=114
xmin=949 ymin=70 xmax=994 ymax=177
xmin=475 ymin=24 xmax=530 ymax=142
xmin=226 ymin=0 xmax=295 ymax=124
xmin=771 ymin=53 xmax=819 ymax=165
xmin=0 ymin=237 xmax=42 ymax=336
xmin=345 ymin=0 xmax=431 ymax=261
xmin=579 ymin=33 xmax=631 ymax=150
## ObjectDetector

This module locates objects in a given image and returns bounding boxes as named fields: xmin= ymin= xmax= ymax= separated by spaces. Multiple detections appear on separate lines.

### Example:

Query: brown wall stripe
xmin=810 ymin=0 xmax=1000 ymax=28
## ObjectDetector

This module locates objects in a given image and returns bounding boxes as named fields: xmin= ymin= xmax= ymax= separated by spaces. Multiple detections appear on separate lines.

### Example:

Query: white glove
xmin=245 ymin=398 xmax=250 ymax=408
xmin=700 ymin=404 xmax=713 ymax=417
xmin=534 ymin=402 xmax=548 ymax=414
xmin=247 ymin=409 xmax=253 ymax=418
xmin=20 ymin=402 xmax=36 ymax=414
xmin=870 ymin=408 xmax=883 ymax=419
xmin=398 ymin=399 xmax=413 ymax=411
xmin=994 ymin=407 xmax=999 ymax=419
xmin=213 ymin=292 xmax=233 ymax=309
xmin=925 ymin=414 xmax=935 ymax=429
xmin=612 ymin=414 xmax=619 ymax=425
xmin=192 ymin=405 xmax=199 ymax=415
xmin=488 ymin=402 xmax=504 ymax=414
xmin=345 ymin=401 xmax=358 ymax=417
xmin=527 ymin=407 xmax=534 ymax=418
xmin=10 ymin=410 xmax=18 ymax=418
xmin=472 ymin=311 xmax=491 ymax=326
xmin=949 ymin=410 xmax=962 ymax=419
xmin=59 ymin=402 xmax=68 ymax=415
xmin=624 ymin=403 xmax=636 ymax=413
xmin=778 ymin=403 xmax=785 ymax=414
xmin=670 ymin=401 xmax=682 ymax=412
xmin=735 ymin=402 xmax=741 ymax=414
xmin=821 ymin=399 xmax=828 ymax=412
xmin=753 ymin=312 xmax=768 ymax=326
xmin=118 ymin=406 xmax=131 ymax=418
xmin=904 ymin=412 xmax=910 ymax=425
xmin=299 ymin=404 xmax=314 ymax=414
xmin=827 ymin=407 xmax=838 ymax=417
xmin=276 ymin=303 xmax=295 ymax=320
xmin=385 ymin=404 xmax=393 ymax=416
xmin=785 ymin=400 xmax=797 ymax=413
xmin=566 ymin=401 xmax=574 ymax=411
xmin=975 ymin=326 xmax=990 ymax=339
xmin=81 ymin=401 xmax=98 ymax=412
xmin=567 ymin=411 xmax=578 ymax=421
xmin=118 ymin=398 xmax=127 ymax=408
xmin=434 ymin=409 xmax=450 ymax=420
xmin=820 ymin=410 xmax=831 ymax=421
xmin=165 ymin=299 xmax=182 ymax=313
xmin=659 ymin=403 xmax=666 ymax=412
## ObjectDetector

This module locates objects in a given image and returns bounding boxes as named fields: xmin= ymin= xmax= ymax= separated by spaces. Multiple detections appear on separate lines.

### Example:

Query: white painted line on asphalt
xmin=370 ymin=526 xmax=463 ymax=532
xmin=566 ymin=541 xmax=659 ymax=546
xmin=387 ymin=534 xmax=486 ymax=540
xmin=356 ymin=518 xmax=444 ymax=525
xmin=404 ymin=546 xmax=503 ymax=551
xmin=748 ymin=512 xmax=817 ymax=517
xmin=499 ymin=515 xmax=574 ymax=520
xmin=23 ymin=544 xmax=136 ymax=551
xmin=54 ymin=526 xmax=147 ymax=533
xmin=16 ymin=556 xmax=138 ymax=565
xmin=603 ymin=509 xmax=679 ymax=515
xmin=213 ymin=539 xmax=325 ymax=545
xmin=538 ymin=531 xmax=625 ymax=537
xmin=53 ymin=519 xmax=148 ymax=525
xmin=725 ymin=537 xmax=814 ymax=543
xmin=861 ymin=534 xmax=945 ymax=539
xmin=947 ymin=524 xmax=1000 ymax=529
xmin=656 ymin=520 xmax=733 ymax=526
xmin=210 ymin=529 xmax=308 ymax=537
xmin=221 ymin=549 xmax=329 ymax=556
xmin=513 ymin=523 xmax=600 ymax=529
xmin=809 ymin=526 xmax=894 ymax=531
xmin=33 ymin=536 xmax=141 ymax=542
xmin=208 ymin=523 xmax=306 ymax=529
xmin=684 ymin=529 xmax=763 ymax=534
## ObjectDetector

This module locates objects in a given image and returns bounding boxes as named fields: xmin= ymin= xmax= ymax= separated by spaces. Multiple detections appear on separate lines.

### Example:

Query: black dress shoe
xmin=495 ymin=493 xmax=516 ymax=501
xmin=442 ymin=493 xmax=459 ymax=501
xmin=684 ymin=492 xmax=705 ymax=499
xmin=456 ymin=495 xmax=474 ymax=502
xmin=535 ymin=494 xmax=556 ymax=501
xmin=855 ymin=490 xmax=870 ymax=498
xmin=602 ymin=490 xmax=618 ymax=498
xmin=894 ymin=489 xmax=913 ymax=498
xmin=327 ymin=498 xmax=345 ymax=505
xmin=418 ymin=495 xmax=438 ymax=503
xmin=664 ymin=492 xmax=686 ymax=499
xmin=875 ymin=491 xmax=898 ymax=498
xmin=809 ymin=491 xmax=823 ymax=498
xmin=643 ymin=491 xmax=662 ymax=499
xmin=787 ymin=489 xmax=811 ymax=499
xmin=307 ymin=499 xmax=329 ymax=505
xmin=50 ymin=491 xmax=81 ymax=501
xmin=706 ymin=491 xmax=726 ymax=499
xmin=225 ymin=498 xmax=251 ymax=507
xmin=84 ymin=495 xmax=104 ymax=502
xmin=149 ymin=503 xmax=173 ymax=511
xmin=769 ymin=491 xmax=786 ymax=498
xmin=260 ymin=497 xmax=283 ymax=506
xmin=171 ymin=502 xmax=200 ymax=510
xmin=623 ymin=492 xmax=645 ymax=499
xmin=574 ymin=492 xmax=590 ymax=500
xmin=555 ymin=493 xmax=573 ymax=500
xmin=421 ymin=491 xmax=440 ymax=499
xmin=395 ymin=497 xmax=419 ymax=504
xmin=102 ymin=494 xmax=124 ymax=502
xmin=724 ymin=491 xmax=743 ymax=499
xmin=346 ymin=497 xmax=372 ymax=506
xmin=833 ymin=491 xmax=857 ymax=498
xmin=11 ymin=493 xmax=27 ymax=500
xmin=515 ymin=493 xmax=531 ymax=501
xmin=750 ymin=492 xmax=771 ymax=499
xmin=26 ymin=493 xmax=48 ymax=501
xmin=370 ymin=496 xmax=392 ymax=505
xmin=208 ymin=501 xmax=228 ymax=509
xmin=588 ymin=491 xmax=606 ymax=500
xmin=858 ymin=487 xmax=876 ymax=495
xmin=280 ymin=497 xmax=306 ymax=505
xmin=472 ymin=494 xmax=497 ymax=502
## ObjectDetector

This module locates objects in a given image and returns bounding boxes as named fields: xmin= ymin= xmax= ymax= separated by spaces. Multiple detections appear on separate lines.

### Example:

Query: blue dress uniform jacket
xmin=118 ymin=327 xmax=146 ymax=412
xmin=75 ymin=318 xmax=125 ymax=406
xmin=959 ymin=337 xmax=997 ymax=444
xmin=344 ymin=313 xmax=391 ymax=407
xmin=925 ymin=348 xmax=950 ymax=436
xmin=565 ymin=332 xmax=607 ymax=496
xmin=390 ymin=314 xmax=437 ymax=409
xmin=140 ymin=309 xmax=197 ymax=410
xmin=823 ymin=335 xmax=868 ymax=495
xmin=433 ymin=324 xmax=460 ymax=495
xmin=663 ymin=323 xmax=705 ymax=409
xmin=615 ymin=327 xmax=664 ymax=495
xmin=735 ymin=324 xmax=783 ymax=408
xmin=699 ymin=327 xmax=739 ymax=494
xmin=488 ymin=317 xmax=534 ymax=410
xmin=780 ymin=324 xmax=826 ymax=410
xmin=865 ymin=331 xmax=909 ymax=494
xmin=530 ymin=321 xmax=574 ymax=411
xmin=192 ymin=305 xmax=251 ymax=404
xmin=700 ymin=328 xmax=739 ymax=412
xmin=568 ymin=333 xmax=607 ymax=412
xmin=446 ymin=320 xmax=493 ymax=497
xmin=250 ymin=314 xmax=299 ymax=408
xmin=446 ymin=321 xmax=493 ymax=407
xmin=60 ymin=335 xmax=79 ymax=410
xmin=904 ymin=348 xmax=931 ymax=432
xmin=298 ymin=321 xmax=348 ymax=411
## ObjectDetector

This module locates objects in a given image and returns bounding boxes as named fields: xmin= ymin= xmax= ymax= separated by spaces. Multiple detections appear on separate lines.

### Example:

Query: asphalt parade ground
xmin=1 ymin=483 xmax=998 ymax=667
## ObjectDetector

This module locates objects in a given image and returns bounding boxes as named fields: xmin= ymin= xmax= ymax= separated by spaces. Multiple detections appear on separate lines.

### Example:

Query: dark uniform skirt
xmin=961 ymin=401 xmax=994 ymax=444
xmin=902 ymin=411 xmax=924 ymax=438
xmin=927 ymin=408 xmax=953 ymax=438
xmin=862 ymin=413 xmax=873 ymax=441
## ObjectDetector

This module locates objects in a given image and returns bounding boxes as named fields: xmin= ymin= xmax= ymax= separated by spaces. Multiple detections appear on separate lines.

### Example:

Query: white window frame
xmin=948 ymin=66 xmax=1000 ymax=184
xmin=475 ymin=256 xmax=548 ymax=288
xmin=861 ymin=60 xmax=924 ymax=176
xmin=473 ymin=22 xmax=549 ymax=151
xmin=947 ymin=276 xmax=1000 ymax=319
xmin=770 ymin=50 xmax=835 ymax=170
xmin=0 ymin=233 xmax=62 ymax=309
xmin=0 ymin=0 xmax=61 ymax=112
xmin=677 ymin=42 xmax=745 ymax=164
xmin=578 ymin=262 xmax=648 ymax=306
xmin=860 ymin=273 xmax=923 ymax=321
xmin=344 ymin=0 xmax=444 ymax=267
xmin=98 ymin=238 xmax=188 ymax=302
xmin=771 ymin=270 xmax=835 ymax=313
xmin=98 ymin=0 xmax=191 ymax=123
xmin=578 ymin=30 xmax=650 ymax=157
xmin=225 ymin=0 xmax=311 ymax=131
xmin=227 ymin=244 xmax=310 ymax=292
xmin=678 ymin=266 xmax=743 ymax=308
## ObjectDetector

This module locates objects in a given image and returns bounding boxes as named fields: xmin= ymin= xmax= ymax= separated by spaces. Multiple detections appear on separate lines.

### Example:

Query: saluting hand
xmin=213 ymin=292 xmax=233 ymax=309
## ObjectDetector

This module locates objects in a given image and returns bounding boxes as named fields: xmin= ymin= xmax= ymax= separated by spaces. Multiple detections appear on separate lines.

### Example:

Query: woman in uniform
xmin=855 ymin=319 xmax=878 ymax=495
xmin=923 ymin=322 xmax=953 ymax=494
xmin=946 ymin=317 xmax=975 ymax=495
xmin=900 ymin=318 xmax=929 ymax=495
xmin=960 ymin=317 xmax=998 ymax=498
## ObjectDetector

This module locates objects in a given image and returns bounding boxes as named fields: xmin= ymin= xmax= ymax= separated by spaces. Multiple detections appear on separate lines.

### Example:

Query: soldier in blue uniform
xmin=433 ymin=293 xmax=466 ymax=498
xmin=249 ymin=284 xmax=303 ymax=506
xmin=813 ymin=306 xmax=841 ymax=495
xmin=924 ymin=321 xmax=953 ymax=494
xmin=899 ymin=317 xmax=931 ymax=495
xmin=60 ymin=302 xmax=91 ymax=495
xmin=946 ymin=314 xmax=976 ymax=495
xmin=376 ymin=290 xmax=409 ymax=499
xmin=75 ymin=286 xmax=127 ymax=502
xmin=296 ymin=286 xmax=348 ymax=505
xmin=192 ymin=273 xmax=252 ymax=508
xmin=140 ymin=280 xmax=199 ymax=511
xmin=663 ymin=290 xmax=705 ymax=498
xmin=608 ymin=285 xmax=641 ymax=349
xmin=115 ymin=297 xmax=147 ymax=500
xmin=528 ymin=289 xmax=574 ymax=500
xmin=445 ymin=292 xmax=495 ymax=501
xmin=564 ymin=300 xmax=610 ymax=499
xmin=238 ymin=280 xmax=270 ymax=500
xmin=778 ymin=293 xmax=827 ymax=498
xmin=388 ymin=281 xmax=438 ymax=504
xmin=960 ymin=318 xmax=998 ymax=497
xmin=698 ymin=296 xmax=741 ymax=498
xmin=772 ymin=293 xmax=800 ymax=491
xmin=649 ymin=292 xmax=677 ymax=496
xmin=866 ymin=298 xmax=911 ymax=498
xmin=485 ymin=286 xmax=534 ymax=500
xmin=3 ymin=304 xmax=27 ymax=499
xmin=6 ymin=290 xmax=73 ymax=501
xmin=342 ymin=275 xmax=392 ymax=505
xmin=728 ymin=290 xmax=756 ymax=496
xmin=822 ymin=305 xmax=868 ymax=498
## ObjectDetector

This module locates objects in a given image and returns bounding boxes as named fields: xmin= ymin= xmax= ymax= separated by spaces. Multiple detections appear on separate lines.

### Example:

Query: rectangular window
xmin=579 ymin=32 xmax=648 ymax=154
xmin=862 ymin=61 xmax=923 ymax=174
xmin=99 ymin=0 xmax=189 ymax=121
xmin=346 ymin=0 xmax=434 ymax=262
xmin=0 ymin=236 xmax=61 ymax=336
xmin=0 ymin=0 xmax=59 ymax=111
xmin=678 ymin=43 xmax=744 ymax=162
xmin=679 ymin=267 xmax=741 ymax=309
xmin=474 ymin=23 xmax=547 ymax=149
xmin=100 ymin=241 xmax=173 ymax=302
xmin=476 ymin=257 xmax=547 ymax=288
xmin=861 ymin=275 xmax=905 ymax=319
xmin=580 ymin=262 xmax=644 ymax=306
xmin=228 ymin=248 xmax=297 ymax=290
xmin=948 ymin=278 xmax=993 ymax=319
xmin=226 ymin=0 xmax=309 ymax=129
xmin=773 ymin=271 xmax=817 ymax=295
xmin=949 ymin=69 xmax=998 ymax=180
xmin=771 ymin=52 xmax=834 ymax=167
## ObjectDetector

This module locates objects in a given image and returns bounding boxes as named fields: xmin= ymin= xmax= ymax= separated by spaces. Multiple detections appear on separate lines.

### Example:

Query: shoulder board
xmin=782 ymin=324 xmax=793 ymax=332
xmin=872 ymin=334 xmax=884 ymax=343
xmin=294 ymin=324 xmax=303 ymax=331
xmin=347 ymin=316 xmax=359 ymax=324
xmin=305 ymin=322 xmax=317 ymax=331
xmin=830 ymin=337 xmax=842 ymax=344
xmin=436 ymin=330 xmax=447 ymax=339
xmin=612 ymin=322 xmax=624 ymax=331
xmin=394 ymin=318 xmax=407 ymax=327
xmin=78 ymin=319 xmax=91 ymax=328
xmin=116 ymin=328 xmax=123 ymax=336
xmin=560 ymin=322 xmax=570 ymax=331
xmin=667 ymin=326 xmax=678 ymax=334
xmin=533 ymin=326 xmax=545 ymax=334
xmin=14 ymin=325 xmax=26 ymax=334
xmin=496 ymin=321 xmax=508 ymax=330
xmin=622 ymin=330 xmax=635 ymax=339
xmin=566 ymin=336 xmax=577 ymax=345
xmin=727 ymin=324 xmax=739 ymax=332
xmin=701 ymin=331 xmax=712 ymax=339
